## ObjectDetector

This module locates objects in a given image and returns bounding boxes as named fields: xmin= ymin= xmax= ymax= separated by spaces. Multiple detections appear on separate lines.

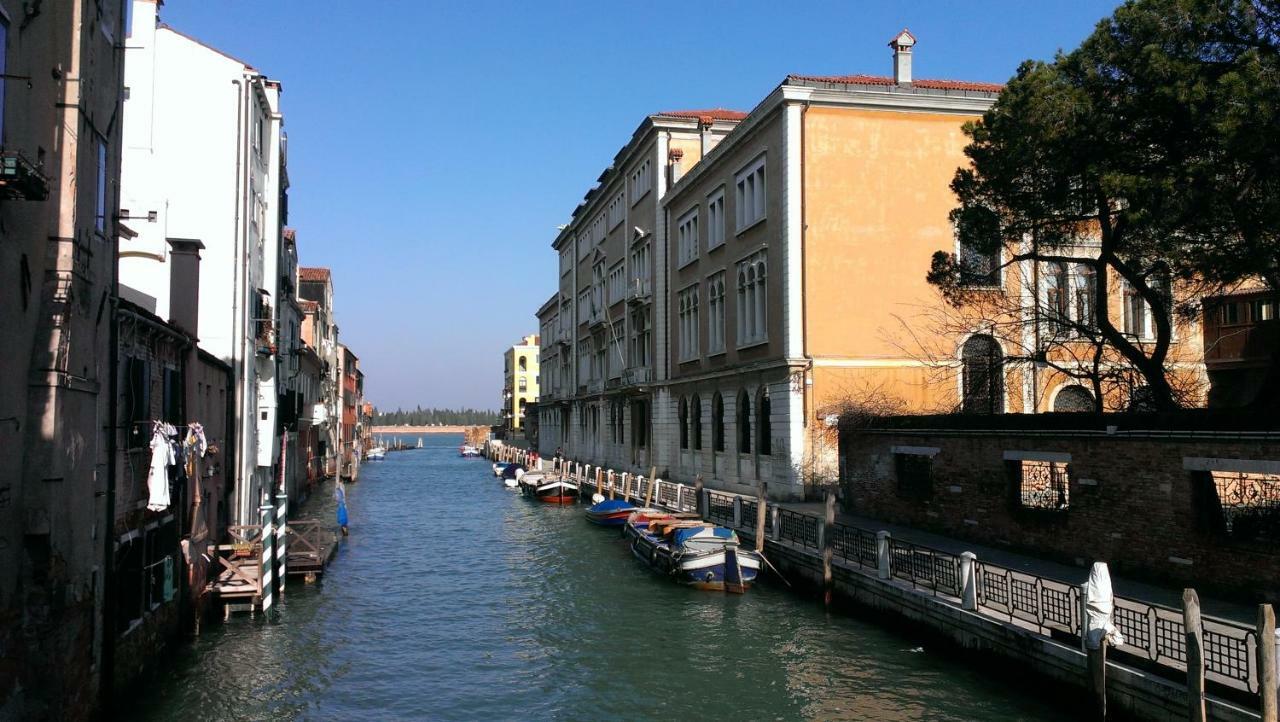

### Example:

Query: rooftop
xmin=654 ymin=108 xmax=749 ymax=122
xmin=786 ymin=73 xmax=1004 ymax=93
xmin=299 ymin=267 xmax=331 ymax=283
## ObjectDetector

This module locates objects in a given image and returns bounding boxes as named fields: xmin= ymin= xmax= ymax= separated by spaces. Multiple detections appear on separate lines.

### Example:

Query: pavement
xmin=781 ymin=501 xmax=1255 ymax=625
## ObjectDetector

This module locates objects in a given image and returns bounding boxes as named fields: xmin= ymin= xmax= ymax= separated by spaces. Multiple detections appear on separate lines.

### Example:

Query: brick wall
xmin=840 ymin=426 xmax=1280 ymax=601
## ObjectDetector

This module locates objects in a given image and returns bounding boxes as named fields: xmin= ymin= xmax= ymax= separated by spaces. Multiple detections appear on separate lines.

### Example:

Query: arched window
xmin=1044 ymin=262 xmax=1069 ymax=335
xmin=678 ymin=397 xmax=688 ymax=450
xmin=1053 ymin=385 xmax=1093 ymax=412
xmin=757 ymin=387 xmax=772 ymax=455
xmin=690 ymin=394 xmax=702 ymax=450
xmin=961 ymin=334 xmax=1003 ymax=414
xmin=712 ymin=393 xmax=724 ymax=452
xmin=1072 ymin=264 xmax=1096 ymax=330
xmin=518 ymin=356 xmax=527 ymax=371
xmin=737 ymin=389 xmax=751 ymax=454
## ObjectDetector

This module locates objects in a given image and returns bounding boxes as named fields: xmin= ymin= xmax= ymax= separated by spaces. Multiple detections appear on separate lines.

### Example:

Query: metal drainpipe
xmin=230 ymin=78 xmax=244 ymax=524
xmin=102 ymin=235 xmax=120 ymax=716
xmin=799 ymin=101 xmax=813 ymax=426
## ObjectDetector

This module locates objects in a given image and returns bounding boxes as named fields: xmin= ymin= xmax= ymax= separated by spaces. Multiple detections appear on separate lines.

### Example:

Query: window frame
xmin=706 ymin=188 xmax=726 ymax=251
xmin=734 ymin=155 xmax=767 ymax=233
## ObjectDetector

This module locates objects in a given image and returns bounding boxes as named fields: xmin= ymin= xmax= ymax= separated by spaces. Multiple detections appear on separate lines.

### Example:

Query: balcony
xmin=623 ymin=367 xmax=651 ymax=385
xmin=255 ymin=319 xmax=277 ymax=356
xmin=627 ymin=278 xmax=652 ymax=305
xmin=0 ymin=150 xmax=50 ymax=201
xmin=586 ymin=378 xmax=604 ymax=394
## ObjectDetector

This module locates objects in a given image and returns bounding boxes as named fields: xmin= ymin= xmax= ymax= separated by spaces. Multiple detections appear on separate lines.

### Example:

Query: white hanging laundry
xmin=147 ymin=429 xmax=174 ymax=511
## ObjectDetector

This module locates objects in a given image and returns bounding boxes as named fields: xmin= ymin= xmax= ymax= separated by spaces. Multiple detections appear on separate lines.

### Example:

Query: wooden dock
xmin=285 ymin=519 xmax=339 ymax=580
xmin=208 ymin=525 xmax=267 ymax=618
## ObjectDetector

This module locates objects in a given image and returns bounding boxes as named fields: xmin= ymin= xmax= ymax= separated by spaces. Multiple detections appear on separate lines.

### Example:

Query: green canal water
xmin=133 ymin=434 xmax=1076 ymax=721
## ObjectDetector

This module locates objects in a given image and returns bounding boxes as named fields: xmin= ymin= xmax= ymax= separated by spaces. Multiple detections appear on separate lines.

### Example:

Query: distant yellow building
xmin=503 ymin=335 xmax=540 ymax=433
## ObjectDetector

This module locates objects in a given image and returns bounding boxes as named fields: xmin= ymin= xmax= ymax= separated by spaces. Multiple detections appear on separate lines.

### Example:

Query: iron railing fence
xmin=974 ymin=561 xmax=1081 ymax=640
xmin=888 ymin=537 xmax=962 ymax=597
xmin=828 ymin=522 xmax=878 ymax=570
xmin=707 ymin=491 xmax=735 ymax=525
xmin=656 ymin=481 xmax=680 ymax=509
xmin=777 ymin=507 xmax=821 ymax=550
xmin=1112 ymin=596 xmax=1258 ymax=695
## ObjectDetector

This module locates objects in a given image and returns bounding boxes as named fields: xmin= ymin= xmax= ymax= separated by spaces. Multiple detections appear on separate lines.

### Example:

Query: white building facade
xmin=119 ymin=0 xmax=287 ymax=524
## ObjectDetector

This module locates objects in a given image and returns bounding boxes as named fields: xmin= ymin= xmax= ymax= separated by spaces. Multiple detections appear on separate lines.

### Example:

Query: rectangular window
xmin=559 ymin=246 xmax=573 ymax=276
xmin=735 ymin=251 xmax=768 ymax=346
xmin=631 ymin=159 xmax=652 ymax=205
xmin=707 ymin=272 xmax=726 ymax=353
xmin=629 ymin=242 xmax=650 ymax=293
xmin=607 ymin=262 xmax=625 ymax=306
xmin=607 ymin=193 xmax=625 ymax=229
xmin=894 ymin=453 xmax=933 ymax=500
xmin=676 ymin=208 xmax=699 ymax=268
xmin=735 ymin=155 xmax=766 ymax=231
xmin=577 ymin=289 xmax=590 ymax=324
xmin=1202 ymin=470 xmax=1279 ymax=544
xmin=591 ymin=214 xmax=606 ymax=245
xmin=707 ymin=189 xmax=725 ymax=250
xmin=1015 ymin=460 xmax=1070 ymax=512
xmin=1220 ymin=302 xmax=1240 ymax=325
xmin=576 ymin=231 xmax=590 ymax=261
xmin=124 ymin=357 xmax=150 ymax=448
xmin=1251 ymin=299 xmax=1276 ymax=323
xmin=162 ymin=367 xmax=182 ymax=424
xmin=678 ymin=284 xmax=700 ymax=361
xmin=629 ymin=308 xmax=651 ymax=368
xmin=95 ymin=137 xmax=108 ymax=235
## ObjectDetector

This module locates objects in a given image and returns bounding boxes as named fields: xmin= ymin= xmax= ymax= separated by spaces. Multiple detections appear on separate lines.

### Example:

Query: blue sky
xmin=157 ymin=0 xmax=1121 ymax=411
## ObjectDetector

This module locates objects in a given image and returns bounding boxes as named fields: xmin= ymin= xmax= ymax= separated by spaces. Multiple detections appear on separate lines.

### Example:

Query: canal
xmin=135 ymin=434 xmax=1075 ymax=721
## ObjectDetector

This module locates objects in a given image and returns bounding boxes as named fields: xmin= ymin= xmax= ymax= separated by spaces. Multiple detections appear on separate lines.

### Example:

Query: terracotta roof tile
xmin=299 ymin=267 xmax=331 ymax=282
xmin=786 ymin=73 xmax=1003 ymax=93
xmin=655 ymin=108 xmax=748 ymax=122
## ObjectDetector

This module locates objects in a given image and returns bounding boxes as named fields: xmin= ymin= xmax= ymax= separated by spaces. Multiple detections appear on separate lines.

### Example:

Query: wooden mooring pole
xmin=1260 ymin=603 xmax=1277 ymax=722
xmin=822 ymin=490 xmax=836 ymax=607
xmin=1185 ymin=588 xmax=1207 ymax=722
xmin=755 ymin=482 xmax=767 ymax=553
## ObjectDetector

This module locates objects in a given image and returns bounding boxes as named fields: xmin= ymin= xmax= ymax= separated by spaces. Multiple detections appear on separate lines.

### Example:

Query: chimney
xmin=889 ymin=29 xmax=916 ymax=86
xmin=167 ymin=238 xmax=204 ymax=338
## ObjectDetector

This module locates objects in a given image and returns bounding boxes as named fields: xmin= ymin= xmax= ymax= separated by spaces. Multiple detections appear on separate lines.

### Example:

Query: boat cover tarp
xmin=673 ymin=526 xmax=733 ymax=546
xmin=588 ymin=500 xmax=635 ymax=514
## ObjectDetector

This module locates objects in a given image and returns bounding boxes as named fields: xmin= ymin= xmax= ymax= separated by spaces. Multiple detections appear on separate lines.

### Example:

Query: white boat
xmin=367 ymin=446 xmax=387 ymax=461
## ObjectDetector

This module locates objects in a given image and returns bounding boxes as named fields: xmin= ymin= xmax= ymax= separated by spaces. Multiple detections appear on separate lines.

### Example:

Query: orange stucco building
xmin=537 ymin=31 xmax=1206 ymax=499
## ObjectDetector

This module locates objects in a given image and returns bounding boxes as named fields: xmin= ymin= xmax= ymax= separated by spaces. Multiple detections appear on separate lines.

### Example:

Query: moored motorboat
xmin=366 ymin=446 xmax=387 ymax=461
xmin=584 ymin=499 xmax=654 ymax=526
xmin=459 ymin=445 xmax=481 ymax=458
xmin=624 ymin=511 xmax=762 ymax=592
xmin=518 ymin=472 xmax=579 ymax=503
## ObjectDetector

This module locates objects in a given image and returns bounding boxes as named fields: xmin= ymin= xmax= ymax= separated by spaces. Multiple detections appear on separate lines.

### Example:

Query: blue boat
xmin=623 ymin=511 xmax=762 ymax=592
xmin=584 ymin=499 xmax=638 ymax=526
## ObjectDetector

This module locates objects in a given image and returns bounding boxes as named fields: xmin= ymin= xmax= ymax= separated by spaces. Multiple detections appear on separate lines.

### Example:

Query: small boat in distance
xmin=366 ymin=446 xmax=387 ymax=461
xmin=624 ymin=511 xmax=762 ymax=592
xmin=459 ymin=445 xmax=481 ymax=458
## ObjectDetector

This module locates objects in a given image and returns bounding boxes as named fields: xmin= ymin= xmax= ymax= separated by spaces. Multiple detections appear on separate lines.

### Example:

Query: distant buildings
xmin=502 ymin=335 xmax=540 ymax=438
xmin=0 ymin=2 xmax=365 ymax=717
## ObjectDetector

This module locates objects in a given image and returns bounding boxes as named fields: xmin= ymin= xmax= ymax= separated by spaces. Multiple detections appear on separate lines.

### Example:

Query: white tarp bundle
xmin=1084 ymin=562 xmax=1126 ymax=650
